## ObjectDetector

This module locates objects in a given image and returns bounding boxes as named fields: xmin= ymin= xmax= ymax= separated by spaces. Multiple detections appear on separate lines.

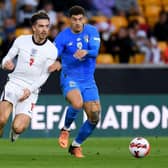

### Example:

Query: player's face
xmin=32 ymin=19 xmax=50 ymax=42
xmin=70 ymin=15 xmax=84 ymax=33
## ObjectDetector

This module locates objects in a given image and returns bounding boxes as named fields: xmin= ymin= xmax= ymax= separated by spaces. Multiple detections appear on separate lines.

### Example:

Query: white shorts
xmin=0 ymin=81 xmax=38 ymax=118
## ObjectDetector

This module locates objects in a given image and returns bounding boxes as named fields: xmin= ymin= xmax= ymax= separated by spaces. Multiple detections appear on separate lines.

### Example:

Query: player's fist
xmin=19 ymin=88 xmax=31 ymax=102
xmin=74 ymin=49 xmax=88 ymax=59
xmin=3 ymin=60 xmax=15 ymax=70
xmin=48 ymin=61 xmax=62 ymax=73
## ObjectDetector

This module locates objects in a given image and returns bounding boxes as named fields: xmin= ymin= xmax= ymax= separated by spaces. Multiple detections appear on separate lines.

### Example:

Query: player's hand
xmin=48 ymin=61 xmax=62 ymax=73
xmin=19 ymin=88 xmax=31 ymax=102
xmin=74 ymin=49 xmax=88 ymax=60
xmin=3 ymin=60 xmax=15 ymax=70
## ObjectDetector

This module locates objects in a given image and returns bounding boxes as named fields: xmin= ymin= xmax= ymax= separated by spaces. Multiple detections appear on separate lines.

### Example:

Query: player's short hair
xmin=30 ymin=10 xmax=50 ymax=25
xmin=69 ymin=5 xmax=85 ymax=17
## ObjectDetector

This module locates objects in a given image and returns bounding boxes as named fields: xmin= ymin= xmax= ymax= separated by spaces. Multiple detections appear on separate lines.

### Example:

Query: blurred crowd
xmin=0 ymin=0 xmax=168 ymax=64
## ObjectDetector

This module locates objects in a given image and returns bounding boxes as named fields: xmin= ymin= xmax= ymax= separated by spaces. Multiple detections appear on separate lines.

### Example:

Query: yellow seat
xmin=114 ymin=55 xmax=119 ymax=63
xmin=144 ymin=0 xmax=161 ymax=6
xmin=145 ymin=5 xmax=161 ymax=26
xmin=134 ymin=53 xmax=145 ymax=64
xmin=146 ymin=17 xmax=159 ymax=27
xmin=137 ymin=0 xmax=145 ymax=6
xmin=158 ymin=41 xmax=167 ymax=53
xmin=110 ymin=16 xmax=128 ymax=32
xmin=15 ymin=28 xmax=32 ymax=37
xmin=138 ymin=5 xmax=144 ymax=14
xmin=161 ymin=0 xmax=168 ymax=5
xmin=11 ymin=0 xmax=17 ymax=7
xmin=163 ymin=5 xmax=168 ymax=12
xmin=129 ymin=15 xmax=146 ymax=24
xmin=144 ymin=5 xmax=161 ymax=17
xmin=96 ymin=54 xmax=114 ymax=64
xmin=129 ymin=56 xmax=134 ymax=64
xmin=90 ymin=16 xmax=108 ymax=23
xmin=11 ymin=0 xmax=17 ymax=17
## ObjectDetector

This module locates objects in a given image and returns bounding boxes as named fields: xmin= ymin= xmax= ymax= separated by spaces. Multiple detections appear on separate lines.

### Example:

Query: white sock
xmin=13 ymin=132 xmax=20 ymax=139
xmin=72 ymin=140 xmax=81 ymax=147
xmin=63 ymin=126 xmax=71 ymax=131
xmin=11 ymin=130 xmax=20 ymax=141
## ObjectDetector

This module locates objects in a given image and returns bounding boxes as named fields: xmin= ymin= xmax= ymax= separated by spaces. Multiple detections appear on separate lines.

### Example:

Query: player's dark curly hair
xmin=69 ymin=5 xmax=86 ymax=17
xmin=30 ymin=10 xmax=50 ymax=25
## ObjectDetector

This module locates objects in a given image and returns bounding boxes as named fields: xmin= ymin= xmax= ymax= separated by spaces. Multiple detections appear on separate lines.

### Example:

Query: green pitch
xmin=0 ymin=137 xmax=167 ymax=168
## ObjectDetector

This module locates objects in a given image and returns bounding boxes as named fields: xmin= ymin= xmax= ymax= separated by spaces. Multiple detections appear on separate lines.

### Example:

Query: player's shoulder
xmin=46 ymin=39 xmax=58 ymax=51
xmin=46 ymin=39 xmax=58 ymax=58
xmin=57 ymin=27 xmax=71 ymax=37
xmin=15 ymin=35 xmax=32 ymax=43
xmin=61 ymin=27 xmax=71 ymax=33
xmin=84 ymin=24 xmax=98 ymax=32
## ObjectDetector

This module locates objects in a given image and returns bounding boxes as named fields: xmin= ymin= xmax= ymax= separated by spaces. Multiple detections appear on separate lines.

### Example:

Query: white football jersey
xmin=2 ymin=35 xmax=58 ymax=93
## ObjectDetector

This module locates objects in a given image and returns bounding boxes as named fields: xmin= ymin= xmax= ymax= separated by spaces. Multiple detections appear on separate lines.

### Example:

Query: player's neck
xmin=71 ymin=25 xmax=84 ymax=34
xmin=32 ymin=35 xmax=47 ymax=45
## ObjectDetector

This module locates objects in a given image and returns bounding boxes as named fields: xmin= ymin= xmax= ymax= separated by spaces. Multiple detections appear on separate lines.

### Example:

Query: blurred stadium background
xmin=1 ymin=0 xmax=168 ymax=167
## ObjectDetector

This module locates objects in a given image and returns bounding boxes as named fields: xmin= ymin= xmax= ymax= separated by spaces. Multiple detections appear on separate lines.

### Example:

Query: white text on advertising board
xmin=31 ymin=105 xmax=168 ymax=130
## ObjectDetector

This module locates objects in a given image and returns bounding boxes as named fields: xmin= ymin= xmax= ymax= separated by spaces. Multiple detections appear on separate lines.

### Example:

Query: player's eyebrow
xmin=72 ymin=16 xmax=83 ymax=20
xmin=38 ymin=23 xmax=50 ymax=27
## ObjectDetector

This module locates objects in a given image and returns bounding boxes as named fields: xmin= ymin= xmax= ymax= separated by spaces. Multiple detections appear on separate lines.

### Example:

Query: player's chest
xmin=65 ymin=34 xmax=89 ymax=52
xmin=18 ymin=46 xmax=47 ymax=66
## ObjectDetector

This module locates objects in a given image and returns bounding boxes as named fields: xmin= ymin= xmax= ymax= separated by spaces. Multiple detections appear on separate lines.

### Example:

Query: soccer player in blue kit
xmin=49 ymin=5 xmax=101 ymax=158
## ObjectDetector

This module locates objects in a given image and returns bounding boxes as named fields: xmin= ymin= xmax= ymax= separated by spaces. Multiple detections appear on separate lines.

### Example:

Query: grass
xmin=0 ymin=137 xmax=168 ymax=168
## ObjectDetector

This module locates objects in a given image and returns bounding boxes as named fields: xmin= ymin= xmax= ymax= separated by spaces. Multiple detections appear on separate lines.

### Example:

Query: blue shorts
xmin=60 ymin=73 xmax=100 ymax=102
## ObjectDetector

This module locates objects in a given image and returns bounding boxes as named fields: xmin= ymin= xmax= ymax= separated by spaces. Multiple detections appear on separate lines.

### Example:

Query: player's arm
xmin=86 ymin=27 xmax=100 ymax=58
xmin=1 ymin=38 xmax=19 ymax=70
xmin=19 ymin=88 xmax=31 ymax=102
xmin=74 ymin=27 xmax=100 ymax=59
xmin=19 ymin=65 xmax=52 ymax=101
xmin=48 ymin=33 xmax=64 ymax=73
xmin=48 ymin=57 xmax=61 ymax=73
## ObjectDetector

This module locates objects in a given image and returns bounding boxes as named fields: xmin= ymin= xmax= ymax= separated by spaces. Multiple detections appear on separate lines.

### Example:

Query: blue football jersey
xmin=53 ymin=24 xmax=100 ymax=80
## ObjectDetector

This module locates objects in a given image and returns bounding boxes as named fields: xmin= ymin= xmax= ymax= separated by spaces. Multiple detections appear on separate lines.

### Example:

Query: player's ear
xmin=32 ymin=25 xmax=35 ymax=33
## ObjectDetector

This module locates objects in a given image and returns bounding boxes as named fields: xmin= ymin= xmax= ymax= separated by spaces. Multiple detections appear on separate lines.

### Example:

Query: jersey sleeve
xmin=28 ymin=57 xmax=55 ymax=93
xmin=53 ymin=32 xmax=65 ymax=58
xmin=87 ymin=27 xmax=101 ymax=58
xmin=1 ymin=37 xmax=20 ymax=68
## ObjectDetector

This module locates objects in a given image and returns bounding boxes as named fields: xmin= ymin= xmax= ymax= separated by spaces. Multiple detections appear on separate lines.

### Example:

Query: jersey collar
xmin=32 ymin=35 xmax=48 ymax=45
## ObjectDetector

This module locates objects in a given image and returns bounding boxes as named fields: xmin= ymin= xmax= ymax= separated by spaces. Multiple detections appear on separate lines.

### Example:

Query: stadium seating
xmin=110 ymin=16 xmax=128 ymax=32
xmin=163 ymin=5 xmax=168 ymax=12
xmin=11 ymin=0 xmax=17 ymax=7
xmin=144 ymin=5 xmax=161 ymax=17
xmin=144 ymin=5 xmax=161 ymax=26
xmin=96 ymin=54 xmax=114 ymax=64
xmin=158 ymin=41 xmax=167 ymax=53
xmin=129 ymin=15 xmax=146 ymax=24
xmin=90 ymin=16 xmax=108 ymax=23
xmin=137 ymin=0 xmax=145 ymax=6
xmin=15 ymin=28 xmax=32 ymax=37
xmin=161 ymin=0 xmax=168 ymax=5
xmin=134 ymin=53 xmax=145 ymax=64
xmin=143 ymin=0 xmax=161 ymax=6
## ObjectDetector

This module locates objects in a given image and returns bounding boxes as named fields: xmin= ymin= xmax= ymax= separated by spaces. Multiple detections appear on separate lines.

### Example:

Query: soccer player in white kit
xmin=0 ymin=11 xmax=60 ymax=142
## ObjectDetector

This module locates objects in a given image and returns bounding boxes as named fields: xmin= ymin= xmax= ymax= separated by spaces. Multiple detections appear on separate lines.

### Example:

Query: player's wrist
xmin=56 ymin=57 xmax=61 ymax=63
